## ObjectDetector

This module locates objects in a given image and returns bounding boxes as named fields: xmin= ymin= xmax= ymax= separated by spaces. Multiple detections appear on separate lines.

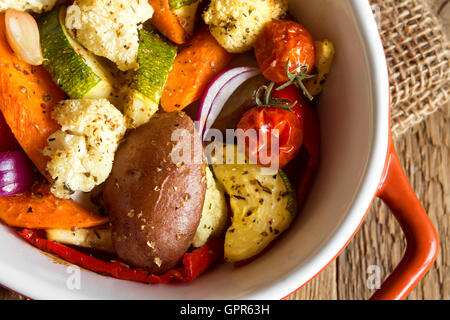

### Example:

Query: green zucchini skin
xmin=171 ymin=1 xmax=200 ymax=35
xmin=209 ymin=143 xmax=298 ymax=262
xmin=38 ymin=7 xmax=112 ymax=99
xmin=278 ymin=169 xmax=298 ymax=217
xmin=134 ymin=28 xmax=177 ymax=104
xmin=169 ymin=0 xmax=198 ymax=10
xmin=125 ymin=28 xmax=177 ymax=128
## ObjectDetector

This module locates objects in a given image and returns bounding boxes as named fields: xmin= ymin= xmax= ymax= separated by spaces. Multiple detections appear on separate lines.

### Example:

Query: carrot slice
xmin=161 ymin=27 xmax=233 ymax=112
xmin=0 ymin=14 xmax=108 ymax=229
xmin=0 ymin=184 xmax=108 ymax=229
xmin=0 ymin=13 xmax=65 ymax=176
xmin=148 ymin=0 xmax=188 ymax=45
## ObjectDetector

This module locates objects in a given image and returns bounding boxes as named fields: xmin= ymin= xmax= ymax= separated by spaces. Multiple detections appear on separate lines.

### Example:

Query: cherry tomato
xmin=272 ymin=84 xmax=320 ymax=209
xmin=254 ymin=20 xmax=315 ymax=83
xmin=237 ymin=106 xmax=303 ymax=169
xmin=271 ymin=83 xmax=311 ymax=122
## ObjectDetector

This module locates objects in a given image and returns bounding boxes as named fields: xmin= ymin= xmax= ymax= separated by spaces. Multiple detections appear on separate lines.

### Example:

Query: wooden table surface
xmin=1 ymin=0 xmax=449 ymax=300
xmin=287 ymin=0 xmax=450 ymax=300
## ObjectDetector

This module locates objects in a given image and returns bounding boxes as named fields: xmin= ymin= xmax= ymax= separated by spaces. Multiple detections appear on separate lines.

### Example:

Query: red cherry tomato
xmin=271 ymin=83 xmax=311 ymax=122
xmin=254 ymin=20 xmax=316 ymax=83
xmin=272 ymin=84 xmax=320 ymax=209
xmin=234 ymin=85 xmax=320 ymax=267
xmin=237 ymin=106 xmax=303 ymax=169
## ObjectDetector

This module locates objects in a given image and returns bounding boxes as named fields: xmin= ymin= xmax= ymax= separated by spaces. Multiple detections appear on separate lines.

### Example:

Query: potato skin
xmin=104 ymin=112 xmax=206 ymax=274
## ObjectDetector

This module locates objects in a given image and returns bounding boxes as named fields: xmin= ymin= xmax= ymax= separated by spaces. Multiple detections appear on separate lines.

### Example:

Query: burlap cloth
xmin=369 ymin=0 xmax=449 ymax=137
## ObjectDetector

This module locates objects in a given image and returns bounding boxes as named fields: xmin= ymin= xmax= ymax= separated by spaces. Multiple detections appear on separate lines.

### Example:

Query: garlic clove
xmin=5 ymin=9 xmax=44 ymax=66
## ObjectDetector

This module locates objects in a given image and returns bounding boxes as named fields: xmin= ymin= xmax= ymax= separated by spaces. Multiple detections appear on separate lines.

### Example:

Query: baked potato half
xmin=104 ymin=112 xmax=207 ymax=274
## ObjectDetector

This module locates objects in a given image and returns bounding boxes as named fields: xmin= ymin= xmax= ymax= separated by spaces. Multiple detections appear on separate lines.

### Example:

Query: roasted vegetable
xmin=161 ymin=27 xmax=233 ymax=112
xmin=38 ymin=6 xmax=113 ymax=99
xmin=192 ymin=166 xmax=228 ymax=248
xmin=237 ymin=105 xmax=303 ymax=169
xmin=124 ymin=28 xmax=177 ymax=128
xmin=4 ymin=9 xmax=43 ymax=66
xmin=148 ymin=0 xmax=188 ymax=44
xmin=255 ymin=19 xmax=316 ymax=83
xmin=169 ymin=0 xmax=198 ymax=9
xmin=20 ymin=228 xmax=224 ymax=284
xmin=104 ymin=112 xmax=207 ymax=274
xmin=203 ymin=0 xmax=288 ymax=53
xmin=64 ymin=0 xmax=153 ymax=72
xmin=43 ymin=98 xmax=126 ymax=199
xmin=171 ymin=0 xmax=200 ymax=36
xmin=255 ymin=19 xmax=316 ymax=100
xmin=0 ymin=12 xmax=65 ymax=177
xmin=0 ymin=112 xmax=20 ymax=152
xmin=0 ymin=184 xmax=108 ymax=229
xmin=46 ymin=228 xmax=114 ymax=253
xmin=209 ymin=143 xmax=296 ymax=262
xmin=304 ymin=40 xmax=335 ymax=96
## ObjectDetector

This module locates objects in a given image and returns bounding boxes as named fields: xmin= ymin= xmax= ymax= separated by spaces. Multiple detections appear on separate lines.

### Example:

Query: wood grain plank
xmin=287 ymin=0 xmax=449 ymax=300
xmin=0 ymin=287 xmax=24 ymax=300
xmin=286 ymin=261 xmax=337 ymax=300
xmin=334 ymin=107 xmax=449 ymax=300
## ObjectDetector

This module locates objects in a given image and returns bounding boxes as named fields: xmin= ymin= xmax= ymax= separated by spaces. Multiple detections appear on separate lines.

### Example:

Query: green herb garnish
xmin=255 ymin=82 xmax=297 ymax=112
xmin=276 ymin=59 xmax=316 ymax=101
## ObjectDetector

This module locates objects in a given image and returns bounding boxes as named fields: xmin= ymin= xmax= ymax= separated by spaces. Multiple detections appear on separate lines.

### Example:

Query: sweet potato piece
xmin=148 ymin=0 xmax=188 ymax=45
xmin=0 ymin=184 xmax=108 ymax=229
xmin=161 ymin=27 xmax=233 ymax=112
xmin=0 ymin=13 xmax=65 ymax=176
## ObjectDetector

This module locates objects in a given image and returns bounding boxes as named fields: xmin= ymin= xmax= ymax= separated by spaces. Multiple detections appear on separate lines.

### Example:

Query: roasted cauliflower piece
xmin=0 ymin=0 xmax=58 ymax=13
xmin=65 ymin=0 xmax=154 ymax=71
xmin=203 ymin=0 xmax=288 ymax=53
xmin=44 ymin=98 xmax=126 ymax=199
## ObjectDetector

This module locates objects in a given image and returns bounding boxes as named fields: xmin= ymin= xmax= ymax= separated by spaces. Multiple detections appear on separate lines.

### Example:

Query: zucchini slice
xmin=192 ymin=166 xmax=228 ymax=248
xmin=169 ymin=0 xmax=198 ymax=10
xmin=124 ymin=28 xmax=177 ymax=128
xmin=171 ymin=0 xmax=200 ymax=35
xmin=38 ymin=6 xmax=113 ymax=99
xmin=209 ymin=143 xmax=297 ymax=263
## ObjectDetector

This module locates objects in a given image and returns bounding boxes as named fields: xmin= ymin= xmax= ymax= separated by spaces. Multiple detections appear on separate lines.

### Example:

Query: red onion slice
xmin=198 ymin=67 xmax=261 ymax=141
xmin=0 ymin=151 xmax=34 ymax=197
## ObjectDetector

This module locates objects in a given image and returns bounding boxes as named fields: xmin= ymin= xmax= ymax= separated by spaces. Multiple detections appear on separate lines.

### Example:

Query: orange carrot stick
xmin=161 ymin=27 xmax=233 ymax=112
xmin=0 ymin=13 xmax=65 ymax=176
xmin=148 ymin=0 xmax=188 ymax=45
xmin=0 ymin=184 xmax=108 ymax=229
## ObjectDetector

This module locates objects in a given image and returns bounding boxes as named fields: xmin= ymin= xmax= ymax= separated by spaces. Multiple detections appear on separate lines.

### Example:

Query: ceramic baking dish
xmin=0 ymin=0 xmax=438 ymax=299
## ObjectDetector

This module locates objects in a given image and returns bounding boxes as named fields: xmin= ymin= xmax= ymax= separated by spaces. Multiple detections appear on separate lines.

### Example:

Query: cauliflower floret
xmin=65 ymin=0 xmax=154 ymax=71
xmin=0 ymin=0 xmax=58 ymax=13
xmin=203 ymin=0 xmax=288 ymax=53
xmin=44 ymin=99 xmax=126 ymax=199
xmin=192 ymin=167 xmax=228 ymax=248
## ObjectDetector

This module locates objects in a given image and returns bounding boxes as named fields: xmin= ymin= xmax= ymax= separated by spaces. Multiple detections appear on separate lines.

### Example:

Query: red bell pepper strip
xmin=18 ymin=228 xmax=223 ymax=284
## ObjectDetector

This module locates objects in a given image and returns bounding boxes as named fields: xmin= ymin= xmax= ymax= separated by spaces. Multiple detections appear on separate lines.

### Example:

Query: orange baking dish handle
xmin=370 ymin=135 xmax=439 ymax=300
